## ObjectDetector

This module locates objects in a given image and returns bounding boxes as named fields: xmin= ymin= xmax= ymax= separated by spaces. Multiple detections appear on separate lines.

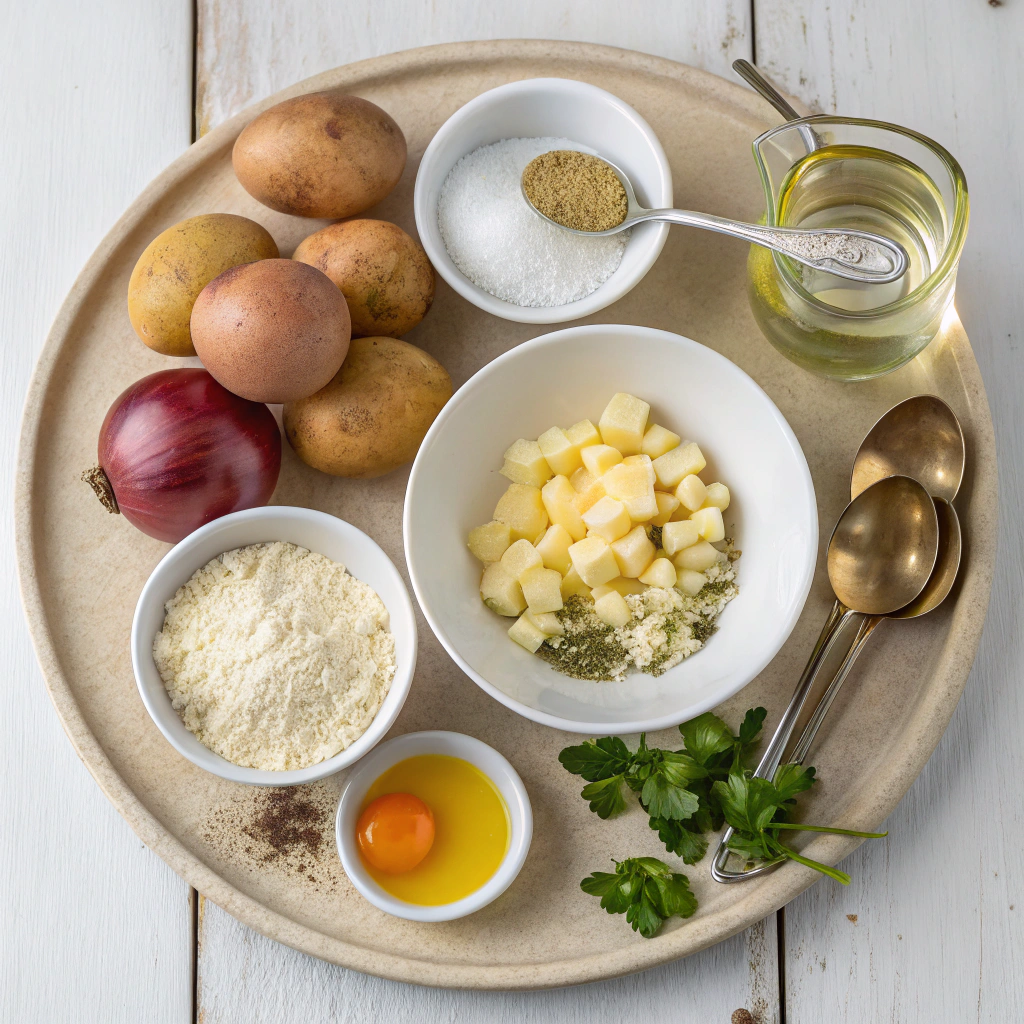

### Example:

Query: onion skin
xmin=94 ymin=368 xmax=281 ymax=543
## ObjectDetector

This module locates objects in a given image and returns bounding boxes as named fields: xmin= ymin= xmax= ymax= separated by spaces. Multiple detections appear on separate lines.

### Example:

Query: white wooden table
xmin=2 ymin=2 xmax=1021 ymax=1021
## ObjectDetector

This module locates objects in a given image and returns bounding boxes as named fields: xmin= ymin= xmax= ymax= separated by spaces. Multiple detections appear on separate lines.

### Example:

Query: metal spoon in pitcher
xmin=520 ymin=153 xmax=909 ymax=285
xmin=710 ymin=475 xmax=939 ymax=882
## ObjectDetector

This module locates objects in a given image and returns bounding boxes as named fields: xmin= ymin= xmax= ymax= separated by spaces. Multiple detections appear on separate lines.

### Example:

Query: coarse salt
xmin=437 ymin=137 xmax=629 ymax=307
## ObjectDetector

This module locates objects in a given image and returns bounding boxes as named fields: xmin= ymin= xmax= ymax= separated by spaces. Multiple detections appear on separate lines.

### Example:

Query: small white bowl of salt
xmin=414 ymin=77 xmax=673 ymax=324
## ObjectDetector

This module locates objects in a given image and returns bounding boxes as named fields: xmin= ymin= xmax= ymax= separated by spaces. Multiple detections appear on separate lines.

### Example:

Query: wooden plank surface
xmin=0 ymin=1 xmax=195 ymax=1021
xmin=755 ymin=1 xmax=1024 ymax=1020
xmin=192 ymin=4 xmax=783 ymax=1020
xmin=195 ymin=0 xmax=752 ymax=131
xmin=197 ymin=895 xmax=779 ymax=1024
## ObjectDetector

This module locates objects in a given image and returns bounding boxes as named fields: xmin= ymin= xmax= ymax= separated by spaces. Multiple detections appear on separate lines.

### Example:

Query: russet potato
xmin=232 ymin=92 xmax=406 ymax=219
xmin=293 ymin=219 xmax=434 ymax=337
xmin=127 ymin=213 xmax=278 ymax=357
xmin=283 ymin=337 xmax=451 ymax=478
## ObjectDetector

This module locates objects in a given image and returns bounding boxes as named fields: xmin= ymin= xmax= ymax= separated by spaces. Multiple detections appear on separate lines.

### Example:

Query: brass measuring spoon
xmin=711 ymin=396 xmax=964 ymax=882
xmin=787 ymin=397 xmax=965 ymax=765
xmin=710 ymin=476 xmax=939 ymax=882
xmin=520 ymin=154 xmax=910 ymax=285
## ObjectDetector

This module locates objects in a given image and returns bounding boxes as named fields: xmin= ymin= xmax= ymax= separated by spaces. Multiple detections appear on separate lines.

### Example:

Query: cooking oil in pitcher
xmin=748 ymin=131 xmax=966 ymax=380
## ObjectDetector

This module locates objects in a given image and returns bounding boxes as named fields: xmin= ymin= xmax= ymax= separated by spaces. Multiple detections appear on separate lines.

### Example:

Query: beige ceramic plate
xmin=15 ymin=41 xmax=996 ymax=989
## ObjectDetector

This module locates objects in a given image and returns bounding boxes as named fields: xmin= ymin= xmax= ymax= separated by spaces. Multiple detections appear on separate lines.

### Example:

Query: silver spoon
xmin=520 ymin=156 xmax=910 ymax=285
xmin=731 ymin=59 xmax=822 ymax=153
xmin=710 ymin=475 xmax=940 ymax=883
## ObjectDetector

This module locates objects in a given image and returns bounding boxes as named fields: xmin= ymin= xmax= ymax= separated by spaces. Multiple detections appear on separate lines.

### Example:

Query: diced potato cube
xmin=652 ymin=442 xmax=707 ymax=489
xmin=538 ymin=426 xmax=583 ymax=477
xmin=599 ymin=393 xmax=650 ymax=455
xmin=572 ymin=476 xmax=607 ymax=516
xmin=566 ymin=419 xmax=601 ymax=449
xmin=541 ymin=475 xmax=587 ymax=541
xmin=526 ymin=609 xmax=564 ymax=637
xmin=649 ymin=491 xmax=680 ymax=527
xmin=561 ymin=566 xmax=592 ymax=600
xmin=480 ymin=562 xmax=526 ymax=616
xmin=494 ymin=484 xmax=548 ymax=543
xmin=593 ymin=590 xmax=632 ymax=628
xmin=674 ymin=540 xmax=719 ymax=571
xmin=582 ymin=496 xmax=632 ymax=542
xmin=677 ymin=569 xmax=707 ymax=597
xmin=508 ymin=612 xmax=548 ymax=653
xmin=676 ymin=474 xmax=708 ymax=512
xmin=568 ymin=535 xmax=620 ymax=587
xmin=639 ymin=557 xmax=677 ymax=588
xmin=690 ymin=505 xmax=725 ymax=543
xmin=467 ymin=520 xmax=511 ymax=563
xmin=592 ymin=577 xmax=647 ymax=600
xmin=603 ymin=457 xmax=658 ymax=521
xmin=704 ymin=482 xmax=731 ymax=510
xmin=641 ymin=423 xmax=681 ymax=459
xmin=500 ymin=438 xmax=553 ymax=487
xmin=581 ymin=444 xmax=623 ymax=477
xmin=611 ymin=524 xmax=657 ymax=578
xmin=520 ymin=565 xmax=564 ymax=614
xmin=500 ymin=538 xmax=543 ymax=580
xmin=662 ymin=519 xmax=701 ymax=556
xmin=535 ymin=524 xmax=574 ymax=575
xmin=569 ymin=466 xmax=593 ymax=493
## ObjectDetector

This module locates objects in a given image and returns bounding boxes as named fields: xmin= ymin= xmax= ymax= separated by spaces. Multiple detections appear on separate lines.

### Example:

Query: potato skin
xmin=293 ymin=219 xmax=435 ymax=337
xmin=283 ymin=337 xmax=452 ymax=478
xmin=190 ymin=259 xmax=351 ymax=403
xmin=232 ymin=92 xmax=406 ymax=218
xmin=127 ymin=214 xmax=278 ymax=357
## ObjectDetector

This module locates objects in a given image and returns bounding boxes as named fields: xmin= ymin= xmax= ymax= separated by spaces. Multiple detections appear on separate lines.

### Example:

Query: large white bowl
xmin=131 ymin=506 xmax=418 ymax=786
xmin=404 ymin=325 xmax=817 ymax=734
xmin=413 ymin=77 xmax=673 ymax=324
xmin=335 ymin=730 xmax=533 ymax=922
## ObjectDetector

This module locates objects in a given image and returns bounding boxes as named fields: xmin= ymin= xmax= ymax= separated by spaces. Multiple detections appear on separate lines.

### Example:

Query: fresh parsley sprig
xmin=580 ymin=857 xmax=697 ymax=938
xmin=715 ymin=768 xmax=887 ymax=885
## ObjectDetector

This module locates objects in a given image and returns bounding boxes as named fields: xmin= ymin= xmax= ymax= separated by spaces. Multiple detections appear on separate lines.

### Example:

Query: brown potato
xmin=232 ymin=92 xmax=406 ymax=218
xmin=127 ymin=214 xmax=278 ymax=357
xmin=293 ymin=220 xmax=435 ymax=337
xmin=283 ymin=337 xmax=452 ymax=478
xmin=190 ymin=259 xmax=351 ymax=403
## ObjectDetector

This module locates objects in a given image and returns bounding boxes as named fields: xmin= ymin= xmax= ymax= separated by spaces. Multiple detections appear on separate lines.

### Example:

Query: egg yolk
xmin=356 ymin=792 xmax=435 ymax=874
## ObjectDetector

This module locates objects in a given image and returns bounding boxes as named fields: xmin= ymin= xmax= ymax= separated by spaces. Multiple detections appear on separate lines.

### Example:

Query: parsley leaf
xmin=558 ymin=736 xmax=631 ymax=781
xmin=649 ymin=816 xmax=709 ymax=864
xmin=580 ymin=775 xmax=628 ymax=818
xmin=678 ymin=712 xmax=735 ymax=765
xmin=581 ymin=858 xmax=696 ymax=938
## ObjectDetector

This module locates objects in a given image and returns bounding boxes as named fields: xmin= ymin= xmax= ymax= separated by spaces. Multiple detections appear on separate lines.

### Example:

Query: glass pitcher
xmin=747 ymin=116 xmax=969 ymax=380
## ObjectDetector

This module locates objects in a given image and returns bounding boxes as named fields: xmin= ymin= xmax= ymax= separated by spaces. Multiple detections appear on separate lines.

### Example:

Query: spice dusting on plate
xmin=522 ymin=150 xmax=629 ymax=233
xmin=538 ymin=561 xmax=739 ymax=681
xmin=202 ymin=783 xmax=340 ymax=889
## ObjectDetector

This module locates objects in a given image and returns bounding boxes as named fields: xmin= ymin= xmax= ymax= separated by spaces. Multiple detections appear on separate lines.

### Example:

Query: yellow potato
xmin=283 ymin=337 xmax=451 ymax=478
xmin=293 ymin=219 xmax=435 ymax=337
xmin=127 ymin=213 xmax=278 ymax=356
xmin=232 ymin=92 xmax=406 ymax=218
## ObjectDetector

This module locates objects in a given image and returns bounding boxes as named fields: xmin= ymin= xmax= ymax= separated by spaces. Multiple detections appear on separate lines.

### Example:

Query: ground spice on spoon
xmin=522 ymin=150 xmax=629 ymax=232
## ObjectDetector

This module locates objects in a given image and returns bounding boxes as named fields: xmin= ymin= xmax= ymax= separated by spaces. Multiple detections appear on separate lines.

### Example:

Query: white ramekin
xmin=131 ymin=505 xmax=417 ymax=786
xmin=335 ymin=730 xmax=533 ymax=922
xmin=414 ymin=77 xmax=673 ymax=324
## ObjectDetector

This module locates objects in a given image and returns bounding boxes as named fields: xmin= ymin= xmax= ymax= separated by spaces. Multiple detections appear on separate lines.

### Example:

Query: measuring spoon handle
xmin=710 ymin=599 xmax=861 ymax=883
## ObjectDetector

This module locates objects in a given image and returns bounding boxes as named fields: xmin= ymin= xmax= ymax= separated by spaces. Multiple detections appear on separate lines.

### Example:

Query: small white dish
xmin=335 ymin=731 xmax=533 ymax=922
xmin=131 ymin=505 xmax=417 ymax=786
xmin=404 ymin=324 xmax=818 ymax=734
xmin=414 ymin=77 xmax=673 ymax=324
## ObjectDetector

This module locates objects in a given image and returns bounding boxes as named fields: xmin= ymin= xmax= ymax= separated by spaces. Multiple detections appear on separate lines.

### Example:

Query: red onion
xmin=84 ymin=368 xmax=281 ymax=543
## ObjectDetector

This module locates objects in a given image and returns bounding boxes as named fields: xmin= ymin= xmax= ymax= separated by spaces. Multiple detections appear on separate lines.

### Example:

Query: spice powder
xmin=522 ymin=150 xmax=629 ymax=233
